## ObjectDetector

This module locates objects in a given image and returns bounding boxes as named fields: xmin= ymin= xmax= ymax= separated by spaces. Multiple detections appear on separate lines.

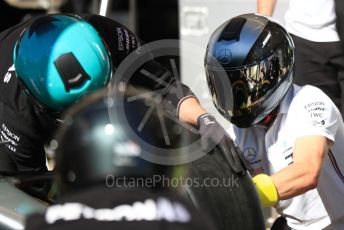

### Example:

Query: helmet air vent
xmin=54 ymin=52 xmax=91 ymax=92
xmin=219 ymin=17 xmax=246 ymax=41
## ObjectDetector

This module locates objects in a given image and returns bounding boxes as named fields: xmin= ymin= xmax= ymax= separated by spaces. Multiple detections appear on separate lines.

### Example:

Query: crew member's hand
xmin=197 ymin=113 xmax=251 ymax=175
xmin=252 ymin=174 xmax=279 ymax=207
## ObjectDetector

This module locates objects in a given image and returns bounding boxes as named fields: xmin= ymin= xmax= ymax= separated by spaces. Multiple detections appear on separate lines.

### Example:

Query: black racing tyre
xmin=183 ymin=146 xmax=265 ymax=230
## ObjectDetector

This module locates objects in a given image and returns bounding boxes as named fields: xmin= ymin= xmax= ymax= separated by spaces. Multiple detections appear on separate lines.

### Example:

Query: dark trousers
xmin=291 ymin=34 xmax=344 ymax=117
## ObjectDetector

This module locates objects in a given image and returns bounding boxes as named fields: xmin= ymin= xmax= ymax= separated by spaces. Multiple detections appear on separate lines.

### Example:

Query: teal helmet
xmin=14 ymin=14 xmax=112 ymax=112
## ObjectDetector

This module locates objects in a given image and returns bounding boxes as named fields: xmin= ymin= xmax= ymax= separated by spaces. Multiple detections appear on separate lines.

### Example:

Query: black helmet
xmin=205 ymin=14 xmax=294 ymax=128
xmin=52 ymin=88 xmax=188 ymax=194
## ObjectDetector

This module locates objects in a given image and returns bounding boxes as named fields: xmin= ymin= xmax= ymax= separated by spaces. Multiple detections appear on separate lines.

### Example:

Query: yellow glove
xmin=252 ymin=174 xmax=279 ymax=207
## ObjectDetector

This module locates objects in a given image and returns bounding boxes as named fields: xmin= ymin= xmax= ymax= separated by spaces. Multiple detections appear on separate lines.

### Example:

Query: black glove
xmin=197 ymin=113 xmax=251 ymax=175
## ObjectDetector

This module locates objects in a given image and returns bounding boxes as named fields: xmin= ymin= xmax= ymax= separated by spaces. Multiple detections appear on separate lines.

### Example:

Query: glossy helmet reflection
xmin=53 ymin=88 xmax=187 ymax=195
xmin=205 ymin=14 xmax=294 ymax=128
xmin=14 ymin=14 xmax=112 ymax=113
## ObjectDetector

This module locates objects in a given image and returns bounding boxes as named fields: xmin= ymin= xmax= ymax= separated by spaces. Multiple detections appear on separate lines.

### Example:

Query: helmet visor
xmin=206 ymin=45 xmax=293 ymax=126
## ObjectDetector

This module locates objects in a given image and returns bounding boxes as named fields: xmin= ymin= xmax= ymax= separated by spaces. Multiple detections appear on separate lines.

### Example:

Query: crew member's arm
xmin=257 ymin=0 xmax=277 ymax=16
xmin=126 ymin=57 xmax=207 ymax=125
xmin=178 ymin=96 xmax=207 ymax=124
xmin=150 ymin=73 xmax=248 ymax=174
xmin=270 ymin=135 xmax=329 ymax=199
xmin=253 ymin=135 xmax=329 ymax=207
xmin=87 ymin=14 xmax=208 ymax=125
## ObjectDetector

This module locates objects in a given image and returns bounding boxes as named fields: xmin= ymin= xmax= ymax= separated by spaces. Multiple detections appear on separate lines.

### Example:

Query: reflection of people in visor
xmin=205 ymin=14 xmax=294 ymax=128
